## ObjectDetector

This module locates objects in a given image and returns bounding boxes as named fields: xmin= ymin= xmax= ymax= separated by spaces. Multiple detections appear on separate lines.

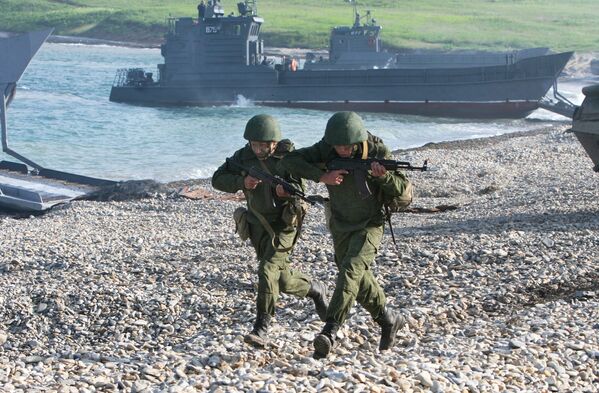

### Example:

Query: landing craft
xmin=303 ymin=7 xmax=552 ymax=71
xmin=110 ymin=0 xmax=574 ymax=119
xmin=0 ymin=30 xmax=115 ymax=212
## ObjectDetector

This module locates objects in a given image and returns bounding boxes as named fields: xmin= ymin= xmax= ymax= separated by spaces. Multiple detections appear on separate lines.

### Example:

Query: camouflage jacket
xmin=212 ymin=143 xmax=304 ymax=230
xmin=279 ymin=133 xmax=407 ymax=233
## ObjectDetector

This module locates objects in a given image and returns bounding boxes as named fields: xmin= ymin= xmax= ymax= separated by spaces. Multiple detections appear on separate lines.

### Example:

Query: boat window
xmin=222 ymin=24 xmax=242 ymax=36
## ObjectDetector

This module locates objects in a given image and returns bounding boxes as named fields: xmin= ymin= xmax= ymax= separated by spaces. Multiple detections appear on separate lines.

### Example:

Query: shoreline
xmin=48 ymin=34 xmax=159 ymax=49
xmin=161 ymin=127 xmax=563 ymax=191
xmin=0 ymin=127 xmax=560 ymax=218
xmin=0 ymin=127 xmax=567 ymax=218
xmin=397 ymin=126 xmax=555 ymax=152
xmin=45 ymin=33 xmax=329 ymax=58
xmin=44 ymin=33 xmax=599 ymax=77
xmin=2 ymin=30 xmax=327 ymax=57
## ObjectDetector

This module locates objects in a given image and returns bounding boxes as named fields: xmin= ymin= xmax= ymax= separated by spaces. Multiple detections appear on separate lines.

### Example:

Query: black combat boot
xmin=375 ymin=306 xmax=406 ymax=351
xmin=306 ymin=280 xmax=329 ymax=322
xmin=313 ymin=321 xmax=339 ymax=359
xmin=244 ymin=313 xmax=272 ymax=348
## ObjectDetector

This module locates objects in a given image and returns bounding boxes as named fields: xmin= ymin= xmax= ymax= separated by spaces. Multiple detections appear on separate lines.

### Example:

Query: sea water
xmin=1 ymin=43 xmax=583 ymax=182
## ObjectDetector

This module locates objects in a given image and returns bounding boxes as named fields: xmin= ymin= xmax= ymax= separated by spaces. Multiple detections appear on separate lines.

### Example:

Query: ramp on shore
xmin=1 ymin=29 xmax=115 ymax=212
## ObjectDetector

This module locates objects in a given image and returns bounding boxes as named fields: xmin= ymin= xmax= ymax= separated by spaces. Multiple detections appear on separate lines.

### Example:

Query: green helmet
xmin=243 ymin=114 xmax=282 ymax=142
xmin=324 ymin=111 xmax=367 ymax=145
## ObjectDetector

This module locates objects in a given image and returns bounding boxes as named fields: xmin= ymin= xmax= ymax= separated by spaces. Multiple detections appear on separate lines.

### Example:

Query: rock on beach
xmin=1 ymin=125 xmax=598 ymax=391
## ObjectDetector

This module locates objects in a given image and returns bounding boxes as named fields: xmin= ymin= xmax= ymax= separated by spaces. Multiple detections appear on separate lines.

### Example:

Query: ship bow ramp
xmin=1 ymin=30 xmax=116 ymax=213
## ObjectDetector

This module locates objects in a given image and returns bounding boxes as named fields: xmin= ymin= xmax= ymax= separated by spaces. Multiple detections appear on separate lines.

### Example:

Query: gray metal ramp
xmin=0 ymin=165 xmax=100 ymax=211
xmin=0 ymin=29 xmax=53 ymax=85
xmin=0 ymin=29 xmax=116 ymax=213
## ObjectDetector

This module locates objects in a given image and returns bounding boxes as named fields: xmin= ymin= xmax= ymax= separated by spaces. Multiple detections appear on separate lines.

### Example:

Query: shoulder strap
xmin=258 ymin=159 xmax=272 ymax=174
xmin=260 ymin=158 xmax=306 ymax=250
xmin=246 ymin=192 xmax=282 ymax=250
xmin=248 ymin=161 xmax=298 ymax=252
xmin=361 ymin=140 xmax=369 ymax=159
xmin=383 ymin=203 xmax=398 ymax=248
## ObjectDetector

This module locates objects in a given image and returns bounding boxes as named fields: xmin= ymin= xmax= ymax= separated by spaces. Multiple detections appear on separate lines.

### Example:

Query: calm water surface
xmin=2 ymin=43 xmax=582 ymax=181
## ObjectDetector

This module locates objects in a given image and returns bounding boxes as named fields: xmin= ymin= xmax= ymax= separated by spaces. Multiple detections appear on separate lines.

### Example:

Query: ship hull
xmin=110 ymin=87 xmax=538 ymax=119
xmin=110 ymin=52 xmax=572 ymax=119
xmin=572 ymin=131 xmax=599 ymax=170
xmin=261 ymin=101 xmax=538 ymax=119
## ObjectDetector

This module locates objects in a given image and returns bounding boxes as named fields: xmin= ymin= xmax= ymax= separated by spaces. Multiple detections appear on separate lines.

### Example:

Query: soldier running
xmin=280 ymin=111 xmax=407 ymax=358
xmin=212 ymin=114 xmax=329 ymax=348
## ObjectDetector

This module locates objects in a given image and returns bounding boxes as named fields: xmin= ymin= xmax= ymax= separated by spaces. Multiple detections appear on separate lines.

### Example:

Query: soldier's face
xmin=333 ymin=144 xmax=356 ymax=158
xmin=250 ymin=141 xmax=277 ymax=160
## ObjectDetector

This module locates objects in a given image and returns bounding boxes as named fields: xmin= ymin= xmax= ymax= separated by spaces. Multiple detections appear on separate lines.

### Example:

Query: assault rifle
xmin=326 ymin=157 xmax=429 ymax=199
xmin=327 ymin=157 xmax=429 ymax=247
xmin=226 ymin=158 xmax=319 ymax=205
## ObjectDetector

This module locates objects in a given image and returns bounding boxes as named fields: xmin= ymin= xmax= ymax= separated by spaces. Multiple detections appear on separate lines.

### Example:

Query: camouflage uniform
xmin=211 ymin=114 xmax=328 ymax=347
xmin=279 ymin=111 xmax=407 ymax=357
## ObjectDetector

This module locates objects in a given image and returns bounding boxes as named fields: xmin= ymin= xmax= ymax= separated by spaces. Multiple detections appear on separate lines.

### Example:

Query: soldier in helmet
xmin=280 ymin=111 xmax=408 ymax=359
xmin=212 ymin=114 xmax=329 ymax=348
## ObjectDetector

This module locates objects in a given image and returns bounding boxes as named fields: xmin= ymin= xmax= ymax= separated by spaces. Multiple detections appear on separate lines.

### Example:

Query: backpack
xmin=272 ymin=138 xmax=295 ymax=158
xmin=233 ymin=206 xmax=250 ymax=241
xmin=360 ymin=132 xmax=414 ymax=213
xmin=382 ymin=171 xmax=414 ymax=213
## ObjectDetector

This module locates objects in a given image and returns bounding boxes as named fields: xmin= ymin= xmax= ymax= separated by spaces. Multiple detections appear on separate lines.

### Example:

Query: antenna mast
xmin=247 ymin=0 xmax=258 ymax=15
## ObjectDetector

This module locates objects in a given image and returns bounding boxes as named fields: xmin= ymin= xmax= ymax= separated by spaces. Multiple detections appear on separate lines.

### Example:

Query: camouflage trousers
xmin=249 ymin=222 xmax=311 ymax=316
xmin=327 ymin=226 xmax=386 ymax=324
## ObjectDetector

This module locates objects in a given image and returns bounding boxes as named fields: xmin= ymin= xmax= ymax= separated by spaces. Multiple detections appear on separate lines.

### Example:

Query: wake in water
xmin=230 ymin=95 xmax=255 ymax=107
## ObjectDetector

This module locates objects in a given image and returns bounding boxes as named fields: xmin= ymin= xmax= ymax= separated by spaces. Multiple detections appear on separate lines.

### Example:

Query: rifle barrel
xmin=327 ymin=158 xmax=429 ymax=171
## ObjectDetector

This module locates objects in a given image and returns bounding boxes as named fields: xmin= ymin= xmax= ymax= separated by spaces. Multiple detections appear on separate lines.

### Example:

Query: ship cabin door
xmin=199 ymin=17 xmax=262 ymax=68
xmin=246 ymin=21 xmax=262 ymax=66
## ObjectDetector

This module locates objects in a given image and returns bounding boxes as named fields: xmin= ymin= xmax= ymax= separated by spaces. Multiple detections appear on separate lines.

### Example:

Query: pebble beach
xmin=0 ymin=125 xmax=598 ymax=392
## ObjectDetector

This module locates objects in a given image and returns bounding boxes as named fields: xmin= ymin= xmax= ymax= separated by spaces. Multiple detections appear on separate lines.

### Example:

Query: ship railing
xmin=113 ymin=68 xmax=129 ymax=87
xmin=165 ymin=16 xmax=201 ymax=34
xmin=113 ymin=68 xmax=159 ymax=88
xmin=166 ymin=17 xmax=178 ymax=34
